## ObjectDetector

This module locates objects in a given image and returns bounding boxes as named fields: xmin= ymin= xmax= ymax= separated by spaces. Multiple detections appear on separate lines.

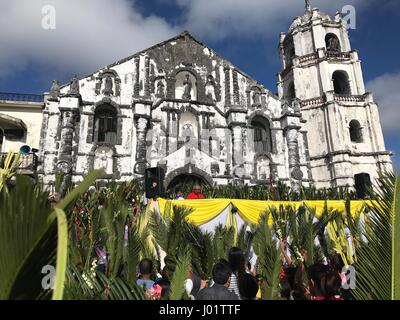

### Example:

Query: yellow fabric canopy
xmin=303 ymin=200 xmax=367 ymax=218
xmin=231 ymin=200 xmax=302 ymax=225
xmin=156 ymin=198 xmax=372 ymax=226
xmin=157 ymin=198 xmax=231 ymax=225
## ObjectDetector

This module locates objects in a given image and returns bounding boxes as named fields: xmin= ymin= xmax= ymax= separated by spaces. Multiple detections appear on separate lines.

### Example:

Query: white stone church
xmin=37 ymin=3 xmax=392 ymax=191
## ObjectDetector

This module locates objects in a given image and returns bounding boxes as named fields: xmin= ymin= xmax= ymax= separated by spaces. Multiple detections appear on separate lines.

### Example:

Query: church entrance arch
xmin=165 ymin=164 xmax=213 ymax=192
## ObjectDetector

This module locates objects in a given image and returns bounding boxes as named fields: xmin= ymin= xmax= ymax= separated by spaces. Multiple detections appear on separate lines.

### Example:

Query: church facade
xmin=38 ymin=4 xmax=392 ymax=190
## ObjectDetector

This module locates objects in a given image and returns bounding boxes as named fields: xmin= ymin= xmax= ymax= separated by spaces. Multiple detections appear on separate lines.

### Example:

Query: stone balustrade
xmin=0 ymin=152 xmax=38 ymax=175
xmin=299 ymin=96 xmax=326 ymax=108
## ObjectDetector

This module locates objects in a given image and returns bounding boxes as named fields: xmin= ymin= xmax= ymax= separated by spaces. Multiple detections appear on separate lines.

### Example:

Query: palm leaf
xmin=52 ymin=208 xmax=69 ymax=300
xmin=169 ymin=248 xmax=191 ymax=300
xmin=0 ymin=176 xmax=56 ymax=299
xmin=392 ymin=176 xmax=400 ymax=300
xmin=353 ymin=172 xmax=395 ymax=300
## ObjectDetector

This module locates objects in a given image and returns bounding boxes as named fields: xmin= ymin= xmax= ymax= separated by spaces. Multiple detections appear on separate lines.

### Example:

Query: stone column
xmin=286 ymin=126 xmax=303 ymax=189
xmin=135 ymin=116 xmax=149 ymax=174
xmin=224 ymin=66 xmax=231 ymax=110
xmin=58 ymin=110 xmax=77 ymax=164
xmin=232 ymin=125 xmax=243 ymax=168
xmin=134 ymin=57 xmax=140 ymax=97
xmin=144 ymin=57 xmax=150 ymax=97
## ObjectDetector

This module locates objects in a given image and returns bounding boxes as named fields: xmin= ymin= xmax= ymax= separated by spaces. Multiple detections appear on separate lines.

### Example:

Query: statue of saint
xmin=182 ymin=74 xmax=192 ymax=100
xmin=252 ymin=90 xmax=261 ymax=105
xmin=100 ymin=150 xmax=108 ymax=170
xmin=49 ymin=80 xmax=60 ymax=100
xmin=156 ymin=80 xmax=165 ymax=98
xmin=102 ymin=75 xmax=114 ymax=95
xmin=327 ymin=37 xmax=340 ymax=52
xmin=258 ymin=157 xmax=270 ymax=180
xmin=205 ymin=75 xmax=216 ymax=102
xmin=68 ymin=75 xmax=80 ymax=95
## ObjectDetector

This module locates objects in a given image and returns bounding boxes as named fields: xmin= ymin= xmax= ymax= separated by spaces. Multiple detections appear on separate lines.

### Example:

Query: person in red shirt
xmin=186 ymin=184 xmax=205 ymax=199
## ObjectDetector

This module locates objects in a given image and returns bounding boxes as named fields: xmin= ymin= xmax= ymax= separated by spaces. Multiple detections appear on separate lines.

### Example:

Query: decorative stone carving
xmin=220 ymin=137 xmax=227 ymax=161
xmin=211 ymin=162 xmax=220 ymax=176
xmin=305 ymin=0 xmax=311 ymax=11
xmin=150 ymin=123 xmax=165 ymax=159
xmin=102 ymin=75 xmax=114 ymax=96
xmin=94 ymin=146 xmax=113 ymax=175
xmin=56 ymin=160 xmax=71 ymax=174
xmin=252 ymin=90 xmax=261 ymax=106
xmin=156 ymin=80 xmax=166 ymax=98
xmin=286 ymin=128 xmax=303 ymax=181
xmin=95 ymin=70 xmax=121 ymax=96
xmin=68 ymin=75 xmax=80 ymax=96
xmin=205 ymin=75 xmax=216 ymax=102
xmin=327 ymin=36 xmax=340 ymax=52
xmin=257 ymin=156 xmax=271 ymax=180
xmin=49 ymin=80 xmax=60 ymax=100
xmin=291 ymin=167 xmax=304 ymax=180
xmin=182 ymin=74 xmax=192 ymax=100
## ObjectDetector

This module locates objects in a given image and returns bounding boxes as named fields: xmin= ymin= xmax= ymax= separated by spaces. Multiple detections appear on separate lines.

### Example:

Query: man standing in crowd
xmin=197 ymin=261 xmax=238 ymax=300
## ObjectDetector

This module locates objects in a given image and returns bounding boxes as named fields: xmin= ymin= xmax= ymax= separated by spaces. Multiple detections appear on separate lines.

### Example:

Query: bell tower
xmin=277 ymin=1 xmax=392 ymax=189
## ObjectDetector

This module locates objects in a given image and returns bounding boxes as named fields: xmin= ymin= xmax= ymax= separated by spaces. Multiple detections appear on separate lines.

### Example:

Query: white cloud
xmin=175 ymin=0 xmax=367 ymax=41
xmin=0 ymin=0 xmax=178 ymax=79
xmin=366 ymin=72 xmax=400 ymax=136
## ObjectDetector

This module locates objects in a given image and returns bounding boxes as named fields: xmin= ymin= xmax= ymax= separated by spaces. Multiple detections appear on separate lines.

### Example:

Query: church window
xmin=349 ymin=120 xmax=363 ymax=143
xmin=251 ymin=116 xmax=272 ymax=154
xmin=94 ymin=105 xmax=117 ymax=144
xmin=325 ymin=33 xmax=341 ymax=52
xmin=332 ymin=70 xmax=351 ymax=95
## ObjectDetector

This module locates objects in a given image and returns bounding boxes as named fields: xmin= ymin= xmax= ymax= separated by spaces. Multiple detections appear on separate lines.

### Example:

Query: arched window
xmin=332 ymin=71 xmax=351 ymax=95
xmin=325 ymin=33 xmax=341 ymax=52
xmin=94 ymin=105 xmax=117 ymax=144
xmin=0 ymin=128 xmax=4 ymax=152
xmin=251 ymin=116 xmax=272 ymax=154
xmin=285 ymin=37 xmax=295 ymax=67
xmin=349 ymin=120 xmax=362 ymax=142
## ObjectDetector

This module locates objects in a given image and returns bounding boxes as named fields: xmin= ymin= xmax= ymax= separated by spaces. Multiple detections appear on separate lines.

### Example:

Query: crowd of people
xmin=132 ymin=245 xmax=348 ymax=300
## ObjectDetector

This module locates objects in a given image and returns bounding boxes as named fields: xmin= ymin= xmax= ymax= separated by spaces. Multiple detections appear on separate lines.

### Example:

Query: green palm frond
xmin=252 ymin=213 xmax=281 ymax=300
xmin=0 ymin=152 xmax=21 ymax=192
xmin=169 ymin=248 xmax=191 ymax=300
xmin=353 ymin=172 xmax=396 ymax=300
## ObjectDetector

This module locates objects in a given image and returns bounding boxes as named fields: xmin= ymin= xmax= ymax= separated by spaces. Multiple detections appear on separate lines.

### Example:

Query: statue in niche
xmin=242 ymin=129 xmax=247 ymax=157
xmin=257 ymin=157 xmax=271 ymax=180
xmin=102 ymin=75 xmax=114 ymax=95
xmin=327 ymin=37 xmax=340 ymax=52
xmin=220 ymin=138 xmax=227 ymax=161
xmin=68 ymin=75 xmax=80 ymax=95
xmin=151 ymin=125 xmax=163 ymax=158
xmin=156 ymin=80 xmax=165 ymax=98
xmin=211 ymin=162 xmax=220 ymax=176
xmin=182 ymin=123 xmax=194 ymax=144
xmin=182 ymin=74 xmax=192 ymax=100
xmin=252 ymin=90 xmax=261 ymax=105
xmin=205 ymin=75 xmax=216 ymax=102
xmin=100 ymin=150 xmax=108 ymax=169
xmin=94 ymin=147 xmax=113 ymax=175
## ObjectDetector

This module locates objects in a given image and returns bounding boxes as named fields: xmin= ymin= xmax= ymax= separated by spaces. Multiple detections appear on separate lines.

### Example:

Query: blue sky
xmin=0 ymin=0 xmax=399 ymax=173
